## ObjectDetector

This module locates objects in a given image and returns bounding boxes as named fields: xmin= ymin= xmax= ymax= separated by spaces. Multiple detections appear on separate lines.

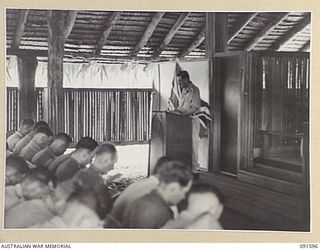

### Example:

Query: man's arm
xmin=178 ymin=87 xmax=201 ymax=115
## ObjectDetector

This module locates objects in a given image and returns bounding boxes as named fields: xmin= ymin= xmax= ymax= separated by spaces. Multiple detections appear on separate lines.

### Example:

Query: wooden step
xmin=255 ymin=157 xmax=302 ymax=173
xmin=252 ymin=163 xmax=303 ymax=184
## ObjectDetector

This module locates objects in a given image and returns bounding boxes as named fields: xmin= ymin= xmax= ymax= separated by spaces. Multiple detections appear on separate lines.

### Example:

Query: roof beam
xmin=228 ymin=13 xmax=258 ymax=44
xmin=179 ymin=26 xmax=205 ymax=58
xmin=152 ymin=12 xmax=190 ymax=59
xmin=11 ymin=9 xmax=29 ymax=49
xmin=243 ymin=13 xmax=290 ymax=51
xmin=270 ymin=14 xmax=311 ymax=51
xmin=300 ymin=41 xmax=310 ymax=52
xmin=63 ymin=10 xmax=78 ymax=40
xmin=95 ymin=12 xmax=121 ymax=55
xmin=131 ymin=12 xmax=165 ymax=57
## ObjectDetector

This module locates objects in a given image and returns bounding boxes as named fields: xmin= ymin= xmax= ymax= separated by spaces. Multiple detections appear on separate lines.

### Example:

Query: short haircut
xmin=177 ymin=71 xmax=190 ymax=80
xmin=189 ymin=182 xmax=225 ymax=204
xmin=35 ymin=125 xmax=53 ymax=137
xmin=25 ymin=167 xmax=52 ymax=185
xmin=75 ymin=137 xmax=98 ymax=151
xmin=152 ymin=156 xmax=173 ymax=175
xmin=158 ymin=160 xmax=193 ymax=187
xmin=33 ymin=121 xmax=49 ymax=131
xmin=94 ymin=142 xmax=117 ymax=157
xmin=54 ymin=133 xmax=72 ymax=144
xmin=20 ymin=119 xmax=35 ymax=127
xmin=6 ymin=155 xmax=29 ymax=174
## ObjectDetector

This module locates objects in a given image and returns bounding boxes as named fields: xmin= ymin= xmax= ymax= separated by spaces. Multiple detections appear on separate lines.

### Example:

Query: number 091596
xmin=300 ymin=244 xmax=318 ymax=248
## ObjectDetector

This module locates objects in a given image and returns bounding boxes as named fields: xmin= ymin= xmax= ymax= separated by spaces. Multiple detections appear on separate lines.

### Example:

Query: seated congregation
xmin=5 ymin=118 xmax=224 ymax=229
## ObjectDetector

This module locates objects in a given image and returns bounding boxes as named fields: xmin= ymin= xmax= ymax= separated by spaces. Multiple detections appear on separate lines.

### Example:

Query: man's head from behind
xmin=50 ymin=133 xmax=72 ymax=156
xmin=73 ymin=137 xmax=98 ymax=166
xmin=20 ymin=168 xmax=53 ymax=200
xmin=92 ymin=143 xmax=117 ymax=175
xmin=32 ymin=126 xmax=54 ymax=148
xmin=152 ymin=156 xmax=173 ymax=176
xmin=187 ymin=182 xmax=225 ymax=219
xmin=157 ymin=160 xmax=193 ymax=205
xmin=6 ymin=155 xmax=29 ymax=186
xmin=33 ymin=121 xmax=49 ymax=131
xmin=18 ymin=119 xmax=35 ymax=136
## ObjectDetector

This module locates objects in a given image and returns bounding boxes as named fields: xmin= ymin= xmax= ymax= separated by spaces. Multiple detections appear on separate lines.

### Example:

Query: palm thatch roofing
xmin=6 ymin=9 xmax=311 ymax=64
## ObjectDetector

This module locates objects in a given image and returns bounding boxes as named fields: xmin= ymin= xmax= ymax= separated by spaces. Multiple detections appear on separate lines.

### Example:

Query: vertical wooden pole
xmin=206 ymin=12 xmax=227 ymax=173
xmin=17 ymin=55 xmax=38 ymax=122
xmin=47 ymin=10 xmax=66 ymax=133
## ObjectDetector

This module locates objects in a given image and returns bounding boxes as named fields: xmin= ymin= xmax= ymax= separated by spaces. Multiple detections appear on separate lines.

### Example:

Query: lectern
xmin=148 ymin=111 xmax=192 ymax=174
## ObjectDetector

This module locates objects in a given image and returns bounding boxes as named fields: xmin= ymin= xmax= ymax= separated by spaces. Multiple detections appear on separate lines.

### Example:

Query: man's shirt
xmin=7 ymin=131 xmax=24 ymax=151
xmin=19 ymin=140 xmax=43 ymax=162
xmin=5 ymin=184 xmax=24 ymax=212
xmin=122 ymin=190 xmax=173 ymax=228
xmin=13 ymin=132 xmax=34 ymax=155
xmin=32 ymin=146 xmax=57 ymax=169
xmin=55 ymin=157 xmax=82 ymax=182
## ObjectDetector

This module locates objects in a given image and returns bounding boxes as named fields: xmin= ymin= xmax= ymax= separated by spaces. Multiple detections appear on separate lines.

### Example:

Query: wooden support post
xmin=206 ymin=12 xmax=227 ymax=173
xmin=11 ymin=9 xmax=29 ymax=49
xmin=17 ymin=55 xmax=38 ymax=122
xmin=47 ymin=10 xmax=66 ymax=133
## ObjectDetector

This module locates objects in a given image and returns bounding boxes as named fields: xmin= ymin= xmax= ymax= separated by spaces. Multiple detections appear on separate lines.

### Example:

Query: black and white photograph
xmin=4 ymin=9 xmax=310 ymax=232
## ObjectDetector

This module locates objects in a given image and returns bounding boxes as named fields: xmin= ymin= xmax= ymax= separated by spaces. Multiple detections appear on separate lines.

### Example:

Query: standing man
xmin=168 ymin=70 xmax=201 ymax=169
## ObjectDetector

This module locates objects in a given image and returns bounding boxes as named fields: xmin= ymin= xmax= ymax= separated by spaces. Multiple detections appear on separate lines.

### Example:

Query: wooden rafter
xmin=11 ymin=9 xmax=29 ymax=49
xmin=228 ymin=12 xmax=258 ymax=44
xmin=243 ymin=13 xmax=290 ymax=51
xmin=270 ymin=14 xmax=311 ymax=51
xmin=300 ymin=41 xmax=310 ymax=51
xmin=95 ymin=12 xmax=121 ymax=55
xmin=179 ymin=26 xmax=205 ymax=58
xmin=131 ymin=12 xmax=165 ymax=57
xmin=152 ymin=12 xmax=190 ymax=59
xmin=63 ymin=10 xmax=78 ymax=41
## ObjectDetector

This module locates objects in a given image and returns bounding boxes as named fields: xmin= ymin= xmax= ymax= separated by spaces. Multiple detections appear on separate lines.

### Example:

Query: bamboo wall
xmin=6 ymin=87 xmax=152 ymax=144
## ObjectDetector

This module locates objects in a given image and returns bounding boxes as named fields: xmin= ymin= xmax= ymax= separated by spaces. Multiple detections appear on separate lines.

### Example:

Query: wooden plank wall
xmin=253 ymin=53 xmax=309 ymax=149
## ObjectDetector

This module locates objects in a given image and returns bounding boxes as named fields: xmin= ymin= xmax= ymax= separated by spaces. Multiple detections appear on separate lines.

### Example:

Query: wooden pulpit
xmin=148 ymin=111 xmax=192 ymax=174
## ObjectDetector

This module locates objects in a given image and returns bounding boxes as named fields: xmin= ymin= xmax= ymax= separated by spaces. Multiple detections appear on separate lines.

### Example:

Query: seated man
xmin=162 ymin=182 xmax=224 ymax=229
xmin=5 ymin=155 xmax=29 ymax=186
xmin=29 ymin=169 xmax=111 ymax=228
xmin=89 ymin=142 xmax=118 ymax=176
xmin=19 ymin=126 xmax=53 ymax=162
xmin=7 ymin=119 xmax=34 ymax=151
xmin=106 ymin=156 xmax=171 ymax=227
xmin=121 ymin=160 xmax=193 ymax=229
xmin=52 ymin=137 xmax=98 ymax=182
xmin=13 ymin=121 xmax=50 ymax=155
xmin=32 ymin=133 xmax=72 ymax=169
xmin=5 ymin=168 xmax=52 ymax=213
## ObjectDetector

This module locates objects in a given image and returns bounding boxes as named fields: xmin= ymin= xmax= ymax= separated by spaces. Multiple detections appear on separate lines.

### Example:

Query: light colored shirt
xmin=19 ymin=140 xmax=43 ymax=162
xmin=13 ymin=133 xmax=34 ymax=155
xmin=163 ymin=211 xmax=223 ymax=230
xmin=5 ymin=184 xmax=24 ymax=212
xmin=32 ymin=146 xmax=56 ymax=168
xmin=30 ymin=199 xmax=102 ymax=228
xmin=170 ymin=82 xmax=201 ymax=115
xmin=7 ymin=131 xmax=24 ymax=151
xmin=5 ymin=199 xmax=55 ymax=228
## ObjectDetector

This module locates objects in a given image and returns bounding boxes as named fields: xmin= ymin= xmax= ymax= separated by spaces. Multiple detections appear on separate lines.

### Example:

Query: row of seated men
xmin=5 ymin=119 xmax=225 ymax=229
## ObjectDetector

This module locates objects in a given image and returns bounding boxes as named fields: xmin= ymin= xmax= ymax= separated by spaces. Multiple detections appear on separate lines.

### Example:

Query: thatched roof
xmin=6 ymin=9 xmax=310 ymax=64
